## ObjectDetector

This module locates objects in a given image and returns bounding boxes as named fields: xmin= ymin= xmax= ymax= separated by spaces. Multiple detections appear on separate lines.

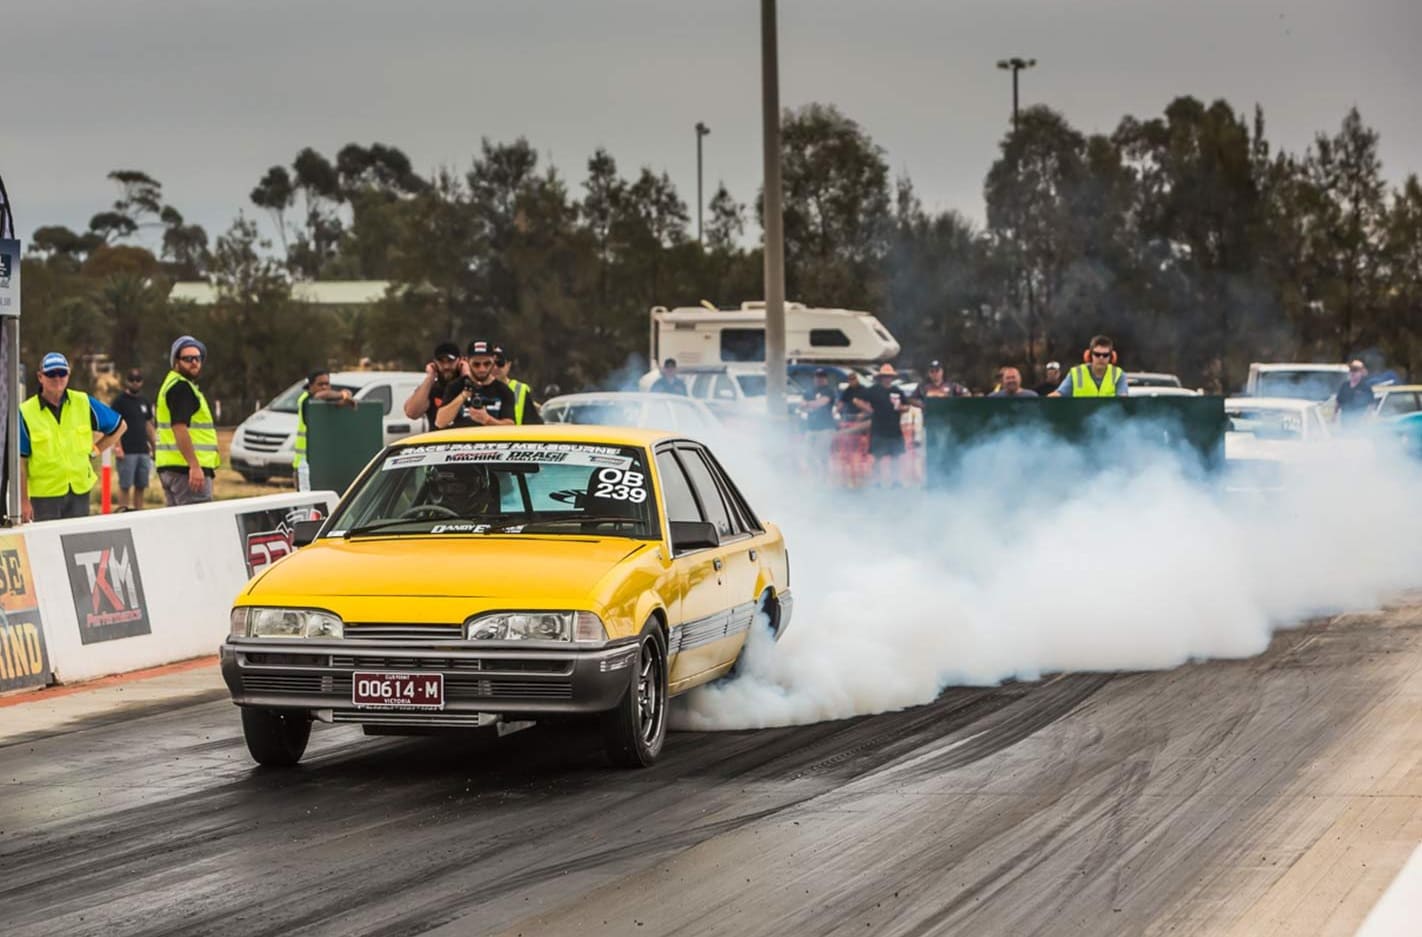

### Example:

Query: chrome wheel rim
xmin=636 ymin=639 xmax=665 ymax=746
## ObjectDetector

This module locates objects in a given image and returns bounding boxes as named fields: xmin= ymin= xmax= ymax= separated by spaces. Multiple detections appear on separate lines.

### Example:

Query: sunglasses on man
xmin=178 ymin=354 xmax=204 ymax=363
xmin=1091 ymin=351 xmax=1113 ymax=359
xmin=42 ymin=369 xmax=69 ymax=379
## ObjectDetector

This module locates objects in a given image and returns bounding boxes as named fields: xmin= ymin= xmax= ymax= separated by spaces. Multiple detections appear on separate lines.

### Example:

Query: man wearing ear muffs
xmin=1049 ymin=334 xmax=1130 ymax=397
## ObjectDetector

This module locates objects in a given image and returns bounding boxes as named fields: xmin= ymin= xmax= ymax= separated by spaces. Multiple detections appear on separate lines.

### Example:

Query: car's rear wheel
xmin=241 ymin=707 xmax=311 ymax=766
xmin=601 ymin=624 xmax=668 ymax=768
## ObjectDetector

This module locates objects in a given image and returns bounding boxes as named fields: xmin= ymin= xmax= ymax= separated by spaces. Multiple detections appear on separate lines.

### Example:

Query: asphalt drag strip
xmin=1 ymin=597 xmax=1418 ymax=936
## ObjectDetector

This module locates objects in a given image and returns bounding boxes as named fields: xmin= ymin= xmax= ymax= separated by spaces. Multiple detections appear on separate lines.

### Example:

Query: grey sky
xmin=5 ymin=0 xmax=1419 ymax=251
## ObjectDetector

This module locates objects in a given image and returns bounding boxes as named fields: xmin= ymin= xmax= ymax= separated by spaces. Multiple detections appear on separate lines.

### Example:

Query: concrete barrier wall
xmin=15 ymin=491 xmax=337 ymax=687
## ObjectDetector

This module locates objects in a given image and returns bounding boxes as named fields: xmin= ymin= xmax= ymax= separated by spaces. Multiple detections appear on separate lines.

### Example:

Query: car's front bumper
xmin=220 ymin=637 xmax=638 ymax=726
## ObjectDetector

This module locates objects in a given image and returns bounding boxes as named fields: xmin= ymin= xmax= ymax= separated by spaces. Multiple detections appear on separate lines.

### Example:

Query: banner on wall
xmin=61 ymin=529 xmax=153 ymax=644
xmin=235 ymin=502 xmax=326 ymax=578
xmin=0 ymin=533 xmax=52 ymax=692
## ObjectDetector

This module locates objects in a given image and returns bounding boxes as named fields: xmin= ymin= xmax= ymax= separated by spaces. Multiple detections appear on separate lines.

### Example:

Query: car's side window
xmin=362 ymin=384 xmax=393 ymax=415
xmin=700 ymin=447 xmax=764 ymax=533
xmin=677 ymin=447 xmax=737 ymax=539
xmin=656 ymin=451 xmax=702 ymax=525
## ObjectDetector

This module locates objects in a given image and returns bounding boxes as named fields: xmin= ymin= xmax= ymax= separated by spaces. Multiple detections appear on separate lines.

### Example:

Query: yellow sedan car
xmin=220 ymin=426 xmax=792 ymax=768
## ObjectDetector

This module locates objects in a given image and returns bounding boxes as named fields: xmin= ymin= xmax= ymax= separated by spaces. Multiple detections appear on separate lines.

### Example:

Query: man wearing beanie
xmin=155 ymin=335 xmax=219 ymax=505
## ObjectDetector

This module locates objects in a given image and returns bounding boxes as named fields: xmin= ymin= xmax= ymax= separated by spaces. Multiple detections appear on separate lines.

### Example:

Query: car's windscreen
xmin=266 ymin=381 xmax=307 ymax=413
xmin=1255 ymin=372 xmax=1342 ymax=401
xmin=1380 ymin=393 xmax=1420 ymax=417
xmin=1227 ymin=408 xmax=1303 ymax=440
xmin=736 ymin=374 xmax=767 ymax=397
xmin=543 ymin=401 xmax=643 ymax=426
xmin=326 ymin=441 xmax=658 ymax=539
xmin=1130 ymin=375 xmax=1181 ymax=387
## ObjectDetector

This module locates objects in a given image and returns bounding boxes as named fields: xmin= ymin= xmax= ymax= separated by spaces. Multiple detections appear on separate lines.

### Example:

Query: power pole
xmin=761 ymin=0 xmax=787 ymax=420
xmin=695 ymin=122 xmax=710 ymax=243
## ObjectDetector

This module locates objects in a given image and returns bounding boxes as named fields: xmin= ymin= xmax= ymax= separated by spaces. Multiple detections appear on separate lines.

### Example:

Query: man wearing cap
xmin=493 ymin=346 xmax=542 ymax=424
xmin=911 ymin=360 xmax=970 ymax=404
xmin=1033 ymin=361 xmax=1062 ymax=398
xmin=18 ymin=352 xmax=126 ymax=522
xmin=404 ymin=341 xmax=465 ymax=429
xmin=435 ymin=340 xmax=519 ymax=429
xmin=855 ymin=363 xmax=911 ymax=486
xmin=111 ymin=368 xmax=158 ymax=510
xmin=650 ymin=358 xmax=688 ymax=396
xmin=1051 ymin=335 xmax=1129 ymax=397
xmin=156 ymin=335 xmax=219 ymax=505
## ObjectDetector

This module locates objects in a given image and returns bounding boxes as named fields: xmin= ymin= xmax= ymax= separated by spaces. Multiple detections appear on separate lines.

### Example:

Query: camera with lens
xmin=460 ymin=376 xmax=486 ymax=408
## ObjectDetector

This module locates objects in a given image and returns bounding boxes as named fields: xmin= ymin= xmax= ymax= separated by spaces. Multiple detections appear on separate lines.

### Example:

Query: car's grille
xmin=329 ymin=655 xmax=570 ymax=674
xmin=244 ymin=673 xmax=350 ymax=694
xmin=242 ymin=430 xmax=290 ymax=453
xmin=240 ymin=672 xmax=571 ymax=700
xmin=343 ymin=624 xmax=465 ymax=641
xmin=331 ymin=710 xmax=491 ymax=727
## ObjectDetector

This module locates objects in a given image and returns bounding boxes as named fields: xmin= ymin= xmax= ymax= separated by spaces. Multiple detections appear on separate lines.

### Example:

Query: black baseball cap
xmin=493 ymin=345 xmax=512 ymax=363
xmin=928 ymin=360 xmax=943 ymax=370
xmin=813 ymin=367 xmax=828 ymax=377
xmin=433 ymin=341 xmax=461 ymax=360
xmin=467 ymin=339 xmax=496 ymax=358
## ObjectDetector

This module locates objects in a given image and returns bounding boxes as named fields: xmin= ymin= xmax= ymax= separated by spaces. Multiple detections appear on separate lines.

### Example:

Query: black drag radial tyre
xmin=601 ymin=624 xmax=669 ymax=768
xmin=240 ymin=707 xmax=312 ymax=767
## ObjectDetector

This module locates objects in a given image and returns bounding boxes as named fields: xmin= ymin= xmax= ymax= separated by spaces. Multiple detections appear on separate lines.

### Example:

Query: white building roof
xmin=170 ymin=280 xmax=391 ymax=305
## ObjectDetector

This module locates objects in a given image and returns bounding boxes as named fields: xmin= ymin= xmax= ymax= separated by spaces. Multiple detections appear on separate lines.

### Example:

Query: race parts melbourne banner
xmin=0 ymin=533 xmax=52 ymax=692
xmin=236 ymin=502 xmax=326 ymax=577
xmin=61 ymin=529 xmax=153 ymax=644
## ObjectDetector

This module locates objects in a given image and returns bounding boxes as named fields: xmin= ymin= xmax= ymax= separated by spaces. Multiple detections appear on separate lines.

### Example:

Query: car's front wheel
xmin=601 ymin=624 xmax=668 ymax=768
xmin=241 ymin=707 xmax=311 ymax=767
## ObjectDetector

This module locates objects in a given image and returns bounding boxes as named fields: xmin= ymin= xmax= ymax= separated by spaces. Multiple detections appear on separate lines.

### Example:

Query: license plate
xmin=352 ymin=672 xmax=444 ymax=710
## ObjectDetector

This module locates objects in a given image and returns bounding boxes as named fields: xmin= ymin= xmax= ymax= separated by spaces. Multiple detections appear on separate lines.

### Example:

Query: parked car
xmin=221 ymin=426 xmax=793 ymax=768
xmin=229 ymin=371 xmax=428 ymax=482
xmin=1125 ymin=371 xmax=1183 ymax=388
xmin=1372 ymin=384 xmax=1422 ymax=420
xmin=1223 ymin=396 xmax=1331 ymax=491
xmin=1126 ymin=385 xmax=1201 ymax=398
xmin=541 ymin=391 xmax=722 ymax=439
xmin=1243 ymin=363 xmax=1348 ymax=403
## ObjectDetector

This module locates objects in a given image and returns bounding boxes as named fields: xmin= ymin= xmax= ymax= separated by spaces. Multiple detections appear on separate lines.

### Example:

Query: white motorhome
xmin=649 ymin=301 xmax=900 ymax=369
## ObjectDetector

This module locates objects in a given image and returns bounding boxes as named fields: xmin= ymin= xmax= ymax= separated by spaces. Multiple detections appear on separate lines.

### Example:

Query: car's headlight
xmin=465 ymin=611 xmax=606 ymax=644
xmin=230 ymin=606 xmax=343 ymax=639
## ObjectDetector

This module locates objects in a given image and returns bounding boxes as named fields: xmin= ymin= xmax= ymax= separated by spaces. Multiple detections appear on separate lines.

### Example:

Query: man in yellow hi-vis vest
xmin=18 ymin=352 xmax=126 ymax=522
xmin=156 ymin=335 xmax=220 ymax=505
xmin=494 ymin=345 xmax=543 ymax=425
xmin=293 ymin=370 xmax=355 ymax=491
xmin=1050 ymin=335 xmax=1131 ymax=398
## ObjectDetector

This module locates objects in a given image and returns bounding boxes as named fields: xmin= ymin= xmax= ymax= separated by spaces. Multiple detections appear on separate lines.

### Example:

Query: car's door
xmin=673 ymin=443 xmax=762 ymax=671
xmin=374 ymin=380 xmax=425 ymax=441
xmin=655 ymin=447 xmax=738 ymax=687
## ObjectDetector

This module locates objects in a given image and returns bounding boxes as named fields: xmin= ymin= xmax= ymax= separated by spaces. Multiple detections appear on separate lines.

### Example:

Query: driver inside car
xmin=424 ymin=465 xmax=501 ymax=516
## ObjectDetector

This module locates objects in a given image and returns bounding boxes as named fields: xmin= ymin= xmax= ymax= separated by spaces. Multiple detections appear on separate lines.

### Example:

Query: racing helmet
xmin=425 ymin=465 xmax=499 ymax=515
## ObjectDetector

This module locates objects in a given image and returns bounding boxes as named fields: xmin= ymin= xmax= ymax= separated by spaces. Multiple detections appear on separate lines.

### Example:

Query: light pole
xmin=695 ymin=121 xmax=710 ymax=243
xmin=996 ymin=56 xmax=1037 ymax=370
xmin=761 ymin=0 xmax=786 ymax=419
xmin=996 ymin=57 xmax=1036 ymax=133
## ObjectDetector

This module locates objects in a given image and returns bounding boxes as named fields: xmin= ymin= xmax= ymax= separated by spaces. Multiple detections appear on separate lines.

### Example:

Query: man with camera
xmin=434 ymin=339 xmax=519 ymax=429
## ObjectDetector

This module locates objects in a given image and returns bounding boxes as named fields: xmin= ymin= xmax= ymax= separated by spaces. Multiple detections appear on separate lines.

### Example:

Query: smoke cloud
xmin=674 ymin=421 xmax=1422 ymax=730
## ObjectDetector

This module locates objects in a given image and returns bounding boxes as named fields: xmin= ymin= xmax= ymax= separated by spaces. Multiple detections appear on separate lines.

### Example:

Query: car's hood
xmin=238 ymin=408 xmax=298 ymax=433
xmin=244 ymin=535 xmax=658 ymax=617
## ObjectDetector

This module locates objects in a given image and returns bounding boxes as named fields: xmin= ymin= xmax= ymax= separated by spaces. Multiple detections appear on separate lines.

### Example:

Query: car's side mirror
xmin=669 ymin=520 xmax=719 ymax=553
xmin=291 ymin=519 xmax=323 ymax=548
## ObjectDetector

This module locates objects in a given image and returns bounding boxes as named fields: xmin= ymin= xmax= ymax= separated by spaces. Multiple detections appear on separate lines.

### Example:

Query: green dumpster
xmin=305 ymin=399 xmax=384 ymax=493
xmin=920 ymin=396 xmax=1228 ymax=484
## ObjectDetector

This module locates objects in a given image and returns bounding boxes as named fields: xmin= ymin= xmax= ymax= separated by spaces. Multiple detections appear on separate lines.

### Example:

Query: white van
xmin=228 ymin=371 xmax=427 ymax=482
xmin=650 ymin=301 xmax=900 ymax=368
xmin=1244 ymin=363 xmax=1348 ymax=402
